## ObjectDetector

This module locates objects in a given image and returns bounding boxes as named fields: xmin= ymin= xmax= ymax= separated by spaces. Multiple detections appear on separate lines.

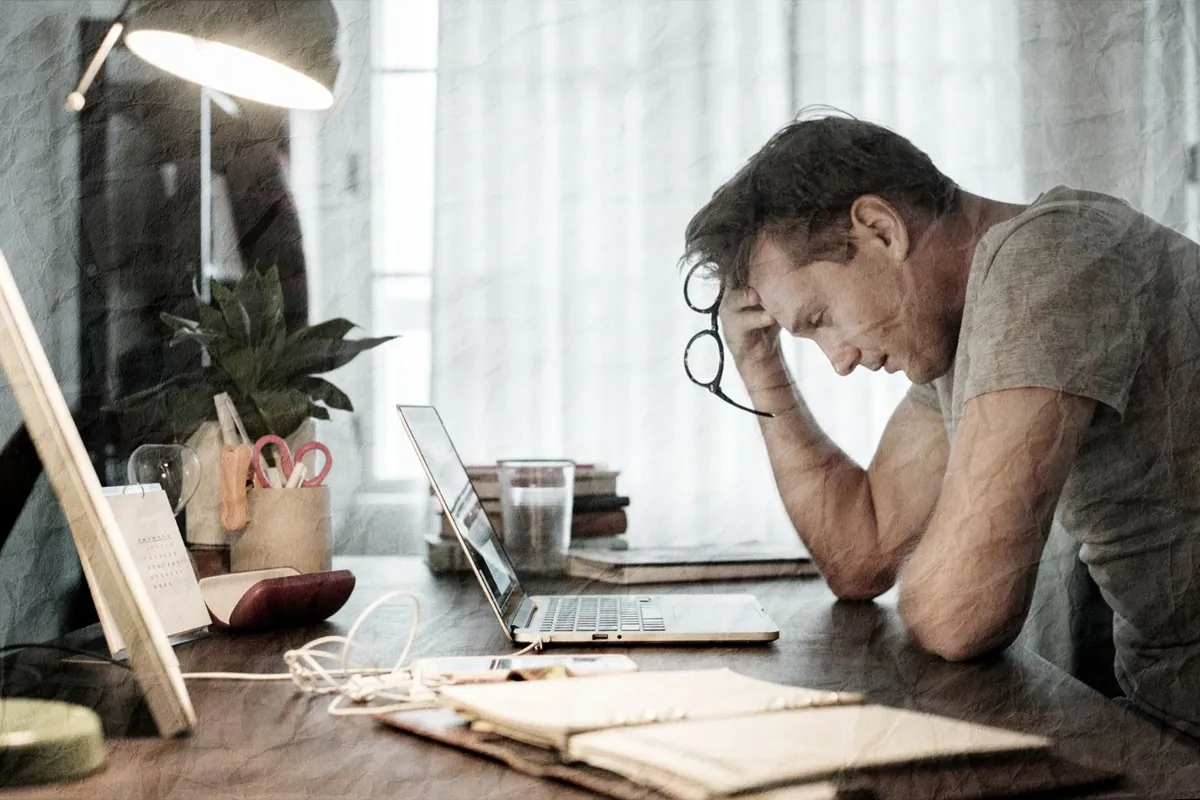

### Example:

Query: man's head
xmin=682 ymin=114 xmax=962 ymax=383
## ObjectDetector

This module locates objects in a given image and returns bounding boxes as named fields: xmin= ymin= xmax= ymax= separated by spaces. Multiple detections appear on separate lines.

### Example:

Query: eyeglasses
xmin=683 ymin=263 xmax=775 ymax=418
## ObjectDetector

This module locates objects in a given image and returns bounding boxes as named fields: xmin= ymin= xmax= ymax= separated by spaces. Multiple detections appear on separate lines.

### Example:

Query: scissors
xmin=251 ymin=434 xmax=333 ymax=488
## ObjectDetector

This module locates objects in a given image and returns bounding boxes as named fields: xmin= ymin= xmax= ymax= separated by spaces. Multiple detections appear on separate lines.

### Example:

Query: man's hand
xmin=719 ymin=287 xmax=784 ymax=376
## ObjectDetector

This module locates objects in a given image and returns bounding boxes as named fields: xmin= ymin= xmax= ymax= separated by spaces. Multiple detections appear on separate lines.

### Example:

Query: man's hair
xmin=682 ymin=111 xmax=958 ymax=289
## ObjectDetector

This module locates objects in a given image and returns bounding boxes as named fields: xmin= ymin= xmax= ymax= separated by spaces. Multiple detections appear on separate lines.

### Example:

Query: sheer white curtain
xmin=431 ymin=0 xmax=1021 ymax=546
xmin=1020 ymin=0 xmax=1196 ymax=235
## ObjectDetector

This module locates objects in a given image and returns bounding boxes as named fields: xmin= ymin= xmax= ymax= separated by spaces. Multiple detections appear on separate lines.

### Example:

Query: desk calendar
xmin=80 ymin=485 xmax=211 ymax=657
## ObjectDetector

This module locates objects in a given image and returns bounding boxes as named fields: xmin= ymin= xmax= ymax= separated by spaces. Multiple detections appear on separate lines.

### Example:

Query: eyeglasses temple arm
xmin=711 ymin=386 xmax=775 ymax=418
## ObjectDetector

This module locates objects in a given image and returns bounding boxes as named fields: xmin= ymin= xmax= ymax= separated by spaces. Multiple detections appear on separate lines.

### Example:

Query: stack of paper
xmin=433 ymin=668 xmax=1050 ymax=800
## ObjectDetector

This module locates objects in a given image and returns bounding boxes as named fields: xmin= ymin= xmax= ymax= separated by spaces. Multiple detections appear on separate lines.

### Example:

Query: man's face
xmin=746 ymin=229 xmax=956 ymax=384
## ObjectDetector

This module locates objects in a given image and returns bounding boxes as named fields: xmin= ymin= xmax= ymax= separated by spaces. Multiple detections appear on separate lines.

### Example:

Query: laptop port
xmin=592 ymin=634 xmax=608 ymax=640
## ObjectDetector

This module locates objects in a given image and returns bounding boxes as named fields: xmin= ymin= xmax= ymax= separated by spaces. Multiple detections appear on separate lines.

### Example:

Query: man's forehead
xmin=747 ymin=233 xmax=795 ymax=283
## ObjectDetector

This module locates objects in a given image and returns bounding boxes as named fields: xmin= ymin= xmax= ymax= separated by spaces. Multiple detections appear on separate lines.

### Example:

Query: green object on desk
xmin=0 ymin=698 xmax=106 ymax=787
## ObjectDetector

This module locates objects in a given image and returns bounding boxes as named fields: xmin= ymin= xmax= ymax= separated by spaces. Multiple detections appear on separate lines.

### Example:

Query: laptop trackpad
xmin=656 ymin=594 xmax=777 ymax=634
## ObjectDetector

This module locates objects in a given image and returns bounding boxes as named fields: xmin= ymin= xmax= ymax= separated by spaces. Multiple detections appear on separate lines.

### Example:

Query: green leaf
xmin=250 ymin=389 xmax=312 ymax=439
xmin=234 ymin=397 xmax=272 ymax=443
xmin=301 ymin=376 xmax=354 ymax=411
xmin=307 ymin=403 xmax=332 ymax=421
xmin=167 ymin=326 xmax=220 ymax=350
xmin=268 ymin=335 xmax=397 ymax=382
xmin=237 ymin=267 xmax=285 ymax=346
xmin=104 ymin=368 xmax=234 ymax=442
xmin=160 ymin=312 xmax=200 ymax=334
xmin=207 ymin=340 xmax=265 ymax=396
xmin=186 ymin=297 xmax=231 ymax=338
xmin=292 ymin=318 xmax=357 ymax=342
xmin=211 ymin=280 xmax=251 ymax=344
xmin=163 ymin=389 xmax=228 ymax=442
xmin=105 ymin=368 xmax=222 ymax=410
xmin=270 ymin=321 xmax=288 ymax=357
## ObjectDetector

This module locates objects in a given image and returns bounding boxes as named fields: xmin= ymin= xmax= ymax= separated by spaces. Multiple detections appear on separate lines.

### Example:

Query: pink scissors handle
xmin=251 ymin=434 xmax=293 ymax=488
xmin=291 ymin=441 xmax=333 ymax=487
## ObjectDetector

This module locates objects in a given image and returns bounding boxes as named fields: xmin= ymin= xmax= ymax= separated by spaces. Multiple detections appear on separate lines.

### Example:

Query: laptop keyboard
xmin=539 ymin=597 xmax=666 ymax=634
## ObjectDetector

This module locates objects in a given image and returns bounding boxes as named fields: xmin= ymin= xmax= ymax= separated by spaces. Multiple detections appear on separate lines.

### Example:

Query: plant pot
xmin=185 ymin=417 xmax=319 ymax=550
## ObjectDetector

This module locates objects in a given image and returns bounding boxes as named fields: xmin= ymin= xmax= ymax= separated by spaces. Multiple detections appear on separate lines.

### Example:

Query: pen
xmin=284 ymin=462 xmax=308 ymax=489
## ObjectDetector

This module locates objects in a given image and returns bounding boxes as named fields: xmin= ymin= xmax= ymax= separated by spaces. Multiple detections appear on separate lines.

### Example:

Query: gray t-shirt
xmin=907 ymin=186 xmax=1200 ymax=737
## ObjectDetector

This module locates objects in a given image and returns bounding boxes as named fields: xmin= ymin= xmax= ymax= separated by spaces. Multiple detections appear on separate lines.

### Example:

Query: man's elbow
xmin=824 ymin=564 xmax=895 ymax=602
xmin=909 ymin=626 xmax=1001 ymax=662
xmin=900 ymin=599 xmax=1017 ymax=662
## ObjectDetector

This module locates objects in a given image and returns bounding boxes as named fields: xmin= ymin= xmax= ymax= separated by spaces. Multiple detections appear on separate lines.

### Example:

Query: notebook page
xmin=568 ymin=705 xmax=1050 ymax=800
xmin=436 ymin=668 xmax=862 ymax=750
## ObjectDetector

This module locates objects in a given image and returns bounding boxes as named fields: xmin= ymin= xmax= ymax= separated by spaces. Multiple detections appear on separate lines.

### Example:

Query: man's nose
xmin=824 ymin=342 xmax=861 ymax=376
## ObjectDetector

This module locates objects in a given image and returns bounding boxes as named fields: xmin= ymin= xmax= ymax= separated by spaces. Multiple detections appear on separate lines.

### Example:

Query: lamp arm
xmin=65 ymin=0 xmax=136 ymax=112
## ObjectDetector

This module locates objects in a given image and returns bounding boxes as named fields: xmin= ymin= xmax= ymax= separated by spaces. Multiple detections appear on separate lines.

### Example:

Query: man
xmin=683 ymin=114 xmax=1200 ymax=739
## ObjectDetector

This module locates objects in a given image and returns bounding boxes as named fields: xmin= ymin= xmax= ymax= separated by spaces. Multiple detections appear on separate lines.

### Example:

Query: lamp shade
xmin=123 ymin=0 xmax=340 ymax=110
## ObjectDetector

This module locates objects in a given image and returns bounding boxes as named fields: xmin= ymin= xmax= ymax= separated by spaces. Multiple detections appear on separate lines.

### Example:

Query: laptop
xmin=397 ymin=405 xmax=780 ymax=644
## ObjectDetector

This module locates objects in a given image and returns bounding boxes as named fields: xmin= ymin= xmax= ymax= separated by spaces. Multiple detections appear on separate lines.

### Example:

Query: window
xmin=370 ymin=0 xmax=439 ymax=487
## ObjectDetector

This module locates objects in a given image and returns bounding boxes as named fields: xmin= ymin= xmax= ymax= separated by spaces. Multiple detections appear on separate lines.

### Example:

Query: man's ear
xmin=849 ymin=195 xmax=910 ymax=262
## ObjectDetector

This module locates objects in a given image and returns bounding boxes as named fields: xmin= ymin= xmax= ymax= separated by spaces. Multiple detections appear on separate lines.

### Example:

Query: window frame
xmin=364 ymin=0 xmax=440 ymax=498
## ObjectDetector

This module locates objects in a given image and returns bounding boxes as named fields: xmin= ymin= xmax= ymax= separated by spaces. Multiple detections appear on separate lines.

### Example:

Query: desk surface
xmin=8 ymin=556 xmax=1200 ymax=799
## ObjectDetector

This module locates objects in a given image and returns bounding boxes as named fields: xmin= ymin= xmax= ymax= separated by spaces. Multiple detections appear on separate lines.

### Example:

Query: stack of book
xmin=425 ymin=463 xmax=629 ymax=573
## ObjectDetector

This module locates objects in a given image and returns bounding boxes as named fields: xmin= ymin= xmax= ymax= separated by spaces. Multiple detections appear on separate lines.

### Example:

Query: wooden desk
xmin=7 ymin=556 xmax=1200 ymax=799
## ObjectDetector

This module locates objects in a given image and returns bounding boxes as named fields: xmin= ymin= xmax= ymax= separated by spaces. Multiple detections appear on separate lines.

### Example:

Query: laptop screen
xmin=397 ymin=406 xmax=524 ymax=620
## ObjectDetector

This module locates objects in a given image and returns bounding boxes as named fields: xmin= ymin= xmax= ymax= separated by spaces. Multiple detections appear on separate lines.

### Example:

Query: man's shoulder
xmin=971 ymin=185 xmax=1150 ymax=288
xmin=1031 ymin=185 xmax=1130 ymax=209
xmin=993 ymin=185 xmax=1133 ymax=247
xmin=957 ymin=186 xmax=1165 ymax=419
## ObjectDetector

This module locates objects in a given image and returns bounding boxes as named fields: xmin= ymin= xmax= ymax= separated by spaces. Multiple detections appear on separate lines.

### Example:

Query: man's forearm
xmin=740 ymin=359 xmax=896 ymax=598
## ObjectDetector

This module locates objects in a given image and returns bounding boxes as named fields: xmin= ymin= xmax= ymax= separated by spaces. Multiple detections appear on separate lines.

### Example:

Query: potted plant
xmin=110 ymin=266 xmax=394 ymax=547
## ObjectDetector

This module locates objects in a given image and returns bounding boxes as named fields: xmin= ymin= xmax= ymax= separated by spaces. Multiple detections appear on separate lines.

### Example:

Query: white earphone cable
xmin=182 ymin=590 xmax=423 ymax=715
xmin=181 ymin=589 xmax=548 ymax=718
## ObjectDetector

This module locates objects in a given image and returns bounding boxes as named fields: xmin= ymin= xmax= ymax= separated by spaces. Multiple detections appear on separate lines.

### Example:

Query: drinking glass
xmin=497 ymin=459 xmax=575 ymax=575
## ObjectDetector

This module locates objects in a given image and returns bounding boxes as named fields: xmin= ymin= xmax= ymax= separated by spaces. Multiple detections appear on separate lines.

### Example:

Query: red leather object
xmin=199 ymin=568 xmax=356 ymax=632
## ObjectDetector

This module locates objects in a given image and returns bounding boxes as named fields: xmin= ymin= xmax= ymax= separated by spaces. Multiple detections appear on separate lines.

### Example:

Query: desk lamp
xmin=66 ymin=0 xmax=340 ymax=112
xmin=64 ymin=0 xmax=340 ymax=302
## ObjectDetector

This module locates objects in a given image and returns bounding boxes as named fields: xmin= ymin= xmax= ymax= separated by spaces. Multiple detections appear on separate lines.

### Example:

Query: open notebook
xmin=432 ymin=668 xmax=1052 ymax=800
xmin=438 ymin=668 xmax=861 ymax=751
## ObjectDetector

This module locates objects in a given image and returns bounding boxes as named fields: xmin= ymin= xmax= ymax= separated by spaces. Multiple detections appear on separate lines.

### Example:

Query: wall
xmin=0 ymin=0 xmax=105 ymax=643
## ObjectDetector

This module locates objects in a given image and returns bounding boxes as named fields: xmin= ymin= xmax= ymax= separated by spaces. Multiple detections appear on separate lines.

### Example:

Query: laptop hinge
xmin=511 ymin=596 xmax=537 ymax=631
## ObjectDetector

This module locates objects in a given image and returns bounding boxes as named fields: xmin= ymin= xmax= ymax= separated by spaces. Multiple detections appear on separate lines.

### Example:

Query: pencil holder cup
xmin=229 ymin=486 xmax=332 ymax=574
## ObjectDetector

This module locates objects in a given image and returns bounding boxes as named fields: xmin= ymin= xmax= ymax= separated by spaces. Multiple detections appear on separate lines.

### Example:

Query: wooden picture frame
xmin=0 ymin=248 xmax=195 ymax=737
